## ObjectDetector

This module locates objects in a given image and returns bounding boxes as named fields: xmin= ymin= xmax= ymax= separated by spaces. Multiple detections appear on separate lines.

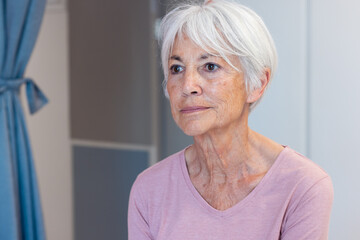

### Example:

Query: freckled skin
xmin=167 ymin=36 xmax=284 ymax=211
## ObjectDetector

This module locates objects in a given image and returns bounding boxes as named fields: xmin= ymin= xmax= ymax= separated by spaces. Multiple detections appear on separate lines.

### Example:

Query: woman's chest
xmin=151 ymin=202 xmax=284 ymax=240
xmin=191 ymin=176 xmax=264 ymax=211
xmin=146 ymin=172 xmax=294 ymax=239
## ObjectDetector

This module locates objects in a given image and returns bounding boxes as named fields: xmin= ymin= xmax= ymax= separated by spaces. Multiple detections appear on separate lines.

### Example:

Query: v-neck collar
xmin=179 ymin=145 xmax=290 ymax=218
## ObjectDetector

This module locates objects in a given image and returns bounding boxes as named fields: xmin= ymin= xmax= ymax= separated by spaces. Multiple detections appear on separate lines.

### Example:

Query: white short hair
xmin=159 ymin=0 xmax=277 ymax=109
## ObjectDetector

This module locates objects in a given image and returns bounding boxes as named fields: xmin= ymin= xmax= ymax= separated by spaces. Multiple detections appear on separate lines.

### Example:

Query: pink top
xmin=128 ymin=146 xmax=333 ymax=240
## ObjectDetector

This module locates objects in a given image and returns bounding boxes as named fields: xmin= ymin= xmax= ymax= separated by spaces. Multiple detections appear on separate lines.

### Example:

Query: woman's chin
xmin=180 ymin=124 xmax=210 ymax=137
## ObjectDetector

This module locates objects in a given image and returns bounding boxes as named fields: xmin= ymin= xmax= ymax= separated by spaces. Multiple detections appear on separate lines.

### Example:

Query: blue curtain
xmin=0 ymin=0 xmax=48 ymax=239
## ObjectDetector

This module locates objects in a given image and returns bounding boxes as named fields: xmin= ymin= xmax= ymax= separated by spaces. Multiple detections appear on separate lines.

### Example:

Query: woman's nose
xmin=182 ymin=69 xmax=202 ymax=96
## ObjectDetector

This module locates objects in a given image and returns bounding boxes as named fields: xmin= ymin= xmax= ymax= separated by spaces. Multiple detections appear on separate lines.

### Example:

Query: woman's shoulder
xmin=273 ymin=146 xmax=333 ymax=197
xmin=275 ymin=147 xmax=334 ymax=237
xmin=278 ymin=147 xmax=329 ymax=179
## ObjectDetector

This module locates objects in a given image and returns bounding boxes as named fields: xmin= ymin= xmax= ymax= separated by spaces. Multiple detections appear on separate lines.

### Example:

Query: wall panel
xmin=309 ymin=0 xmax=360 ymax=239
xmin=73 ymin=146 xmax=148 ymax=240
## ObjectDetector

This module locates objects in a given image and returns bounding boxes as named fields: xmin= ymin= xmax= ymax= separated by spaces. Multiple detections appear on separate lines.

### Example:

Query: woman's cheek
xmin=167 ymin=80 xmax=177 ymax=98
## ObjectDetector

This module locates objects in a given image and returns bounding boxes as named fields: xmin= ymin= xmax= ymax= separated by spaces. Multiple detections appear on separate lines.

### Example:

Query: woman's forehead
xmin=171 ymin=42 xmax=239 ymax=64
xmin=171 ymin=36 xmax=219 ymax=58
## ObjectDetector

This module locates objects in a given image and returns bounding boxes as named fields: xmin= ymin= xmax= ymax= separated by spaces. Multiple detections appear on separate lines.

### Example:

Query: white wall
xmin=310 ymin=0 xmax=360 ymax=239
xmin=24 ymin=5 xmax=72 ymax=240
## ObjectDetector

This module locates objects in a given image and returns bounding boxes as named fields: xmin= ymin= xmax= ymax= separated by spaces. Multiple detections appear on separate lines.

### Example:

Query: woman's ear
xmin=247 ymin=68 xmax=271 ymax=103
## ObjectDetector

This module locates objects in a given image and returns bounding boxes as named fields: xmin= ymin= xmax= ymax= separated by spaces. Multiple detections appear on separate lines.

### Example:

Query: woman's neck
xmin=186 ymin=124 xmax=282 ymax=186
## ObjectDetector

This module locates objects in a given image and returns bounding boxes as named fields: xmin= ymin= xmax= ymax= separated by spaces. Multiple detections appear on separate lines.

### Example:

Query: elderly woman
xmin=128 ymin=0 xmax=333 ymax=239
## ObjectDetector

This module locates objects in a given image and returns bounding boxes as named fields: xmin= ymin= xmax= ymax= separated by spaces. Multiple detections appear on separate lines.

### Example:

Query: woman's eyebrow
xmin=199 ymin=53 xmax=217 ymax=60
xmin=169 ymin=53 xmax=217 ymax=61
xmin=170 ymin=55 xmax=182 ymax=61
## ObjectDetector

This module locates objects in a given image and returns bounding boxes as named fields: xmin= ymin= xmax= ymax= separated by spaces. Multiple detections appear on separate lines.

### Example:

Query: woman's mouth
xmin=180 ymin=106 xmax=210 ymax=114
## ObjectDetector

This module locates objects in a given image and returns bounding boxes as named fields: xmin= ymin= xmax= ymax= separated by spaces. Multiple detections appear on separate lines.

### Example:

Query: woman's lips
xmin=180 ymin=106 xmax=210 ymax=113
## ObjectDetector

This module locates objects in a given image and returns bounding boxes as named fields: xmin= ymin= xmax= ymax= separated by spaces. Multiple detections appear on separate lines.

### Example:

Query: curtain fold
xmin=0 ymin=0 xmax=47 ymax=239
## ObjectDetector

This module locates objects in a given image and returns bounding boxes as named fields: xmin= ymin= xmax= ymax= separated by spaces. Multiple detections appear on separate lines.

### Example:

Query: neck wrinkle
xmin=189 ymin=126 xmax=255 ymax=184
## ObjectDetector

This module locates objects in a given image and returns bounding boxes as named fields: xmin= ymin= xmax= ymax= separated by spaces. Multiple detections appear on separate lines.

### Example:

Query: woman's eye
xmin=205 ymin=63 xmax=219 ymax=72
xmin=170 ymin=65 xmax=184 ymax=74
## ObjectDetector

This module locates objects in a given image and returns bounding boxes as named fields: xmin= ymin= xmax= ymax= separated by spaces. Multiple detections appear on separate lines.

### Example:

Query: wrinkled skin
xmin=167 ymin=39 xmax=248 ymax=137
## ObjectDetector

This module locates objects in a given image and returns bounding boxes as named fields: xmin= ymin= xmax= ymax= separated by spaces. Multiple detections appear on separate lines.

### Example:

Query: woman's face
xmin=167 ymin=36 xmax=251 ymax=136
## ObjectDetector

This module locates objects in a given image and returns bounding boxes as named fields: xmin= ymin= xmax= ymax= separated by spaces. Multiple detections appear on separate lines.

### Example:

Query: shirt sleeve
xmin=128 ymin=179 xmax=153 ymax=240
xmin=280 ymin=176 xmax=334 ymax=240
